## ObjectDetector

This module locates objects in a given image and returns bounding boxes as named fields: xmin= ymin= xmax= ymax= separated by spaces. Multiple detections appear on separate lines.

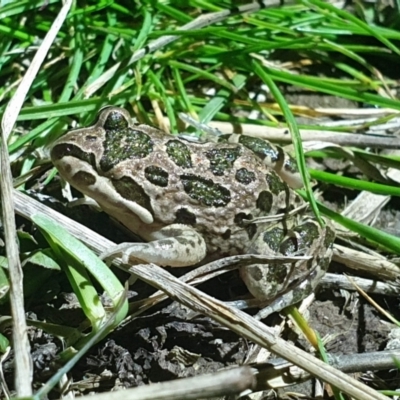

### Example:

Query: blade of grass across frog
xmin=251 ymin=59 xmax=324 ymax=226
xmin=309 ymin=169 xmax=400 ymax=197
xmin=31 ymin=214 xmax=128 ymax=343
xmin=300 ymin=196 xmax=400 ymax=254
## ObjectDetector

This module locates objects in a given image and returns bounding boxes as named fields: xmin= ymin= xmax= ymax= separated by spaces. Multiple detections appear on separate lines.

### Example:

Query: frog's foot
xmin=101 ymin=224 xmax=207 ymax=267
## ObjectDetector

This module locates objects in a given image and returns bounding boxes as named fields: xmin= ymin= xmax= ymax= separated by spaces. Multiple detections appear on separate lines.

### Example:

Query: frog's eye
xmin=103 ymin=109 xmax=129 ymax=130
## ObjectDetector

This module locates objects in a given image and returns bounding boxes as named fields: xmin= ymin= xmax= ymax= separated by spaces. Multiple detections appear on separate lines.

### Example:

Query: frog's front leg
xmin=102 ymin=224 xmax=207 ymax=267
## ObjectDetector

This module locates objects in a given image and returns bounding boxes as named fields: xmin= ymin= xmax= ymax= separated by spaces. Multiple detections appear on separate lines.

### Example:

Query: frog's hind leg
xmin=241 ymin=219 xmax=335 ymax=319
xmin=101 ymin=224 xmax=207 ymax=267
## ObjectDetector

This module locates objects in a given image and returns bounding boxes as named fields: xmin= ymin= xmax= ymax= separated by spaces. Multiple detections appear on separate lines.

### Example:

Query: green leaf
xmin=32 ymin=214 xmax=128 ymax=348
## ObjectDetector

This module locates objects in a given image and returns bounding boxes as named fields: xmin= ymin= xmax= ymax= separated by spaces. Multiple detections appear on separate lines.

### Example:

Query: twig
xmin=333 ymin=244 xmax=400 ymax=281
xmin=254 ymin=350 xmax=400 ymax=390
xmin=203 ymin=121 xmax=400 ymax=149
xmin=322 ymin=273 xmax=400 ymax=296
xmin=74 ymin=366 xmax=256 ymax=400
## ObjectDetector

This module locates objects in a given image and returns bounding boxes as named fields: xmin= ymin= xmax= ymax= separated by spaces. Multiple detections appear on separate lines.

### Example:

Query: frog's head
xmin=50 ymin=107 xmax=154 ymax=225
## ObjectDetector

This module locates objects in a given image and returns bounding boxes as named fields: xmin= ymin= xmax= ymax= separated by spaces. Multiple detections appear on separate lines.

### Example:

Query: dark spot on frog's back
xmin=144 ymin=165 xmax=169 ymax=187
xmin=175 ymin=237 xmax=196 ymax=248
xmin=238 ymin=136 xmax=279 ymax=162
xmin=73 ymin=170 xmax=96 ymax=186
xmin=248 ymin=265 xmax=263 ymax=282
xmin=175 ymin=208 xmax=197 ymax=225
xmin=51 ymin=143 xmax=96 ymax=167
xmin=166 ymin=140 xmax=193 ymax=168
xmin=205 ymin=147 xmax=241 ymax=176
xmin=267 ymin=263 xmax=287 ymax=284
xmin=100 ymin=126 xmax=153 ymax=172
xmin=246 ymin=223 xmax=257 ymax=240
xmin=180 ymin=174 xmax=231 ymax=207
xmin=319 ymin=256 xmax=330 ymax=272
xmin=263 ymin=227 xmax=285 ymax=253
xmin=256 ymin=191 xmax=273 ymax=213
xmin=111 ymin=176 xmax=153 ymax=213
xmin=265 ymin=171 xmax=287 ymax=195
xmin=294 ymin=221 xmax=319 ymax=247
xmin=235 ymin=168 xmax=256 ymax=185
xmin=284 ymin=155 xmax=299 ymax=174
xmin=63 ymin=163 xmax=72 ymax=174
xmin=279 ymin=236 xmax=297 ymax=255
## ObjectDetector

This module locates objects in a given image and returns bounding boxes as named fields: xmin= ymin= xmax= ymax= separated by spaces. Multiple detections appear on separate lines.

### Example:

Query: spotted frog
xmin=51 ymin=107 xmax=335 ymax=315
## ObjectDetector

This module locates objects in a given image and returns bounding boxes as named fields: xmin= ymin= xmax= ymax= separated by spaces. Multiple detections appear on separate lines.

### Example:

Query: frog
xmin=50 ymin=106 xmax=335 ymax=317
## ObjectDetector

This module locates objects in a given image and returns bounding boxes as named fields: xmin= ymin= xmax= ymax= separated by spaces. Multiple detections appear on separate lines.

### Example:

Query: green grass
xmin=1 ymin=0 xmax=400 ymax=398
